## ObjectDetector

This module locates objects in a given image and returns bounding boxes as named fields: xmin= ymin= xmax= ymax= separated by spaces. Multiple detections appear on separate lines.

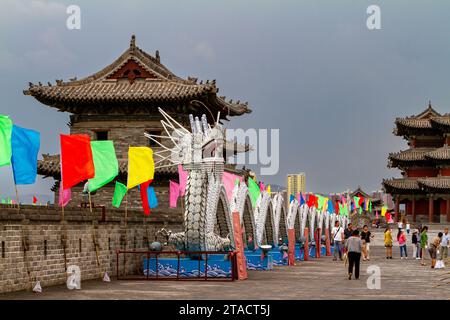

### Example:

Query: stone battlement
xmin=0 ymin=205 xmax=183 ymax=294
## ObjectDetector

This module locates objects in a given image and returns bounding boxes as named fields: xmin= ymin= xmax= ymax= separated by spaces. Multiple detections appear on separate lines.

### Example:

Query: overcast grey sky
xmin=1 ymin=0 xmax=450 ymax=200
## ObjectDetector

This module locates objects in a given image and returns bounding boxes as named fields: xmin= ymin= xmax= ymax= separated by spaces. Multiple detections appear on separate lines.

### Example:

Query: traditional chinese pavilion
xmin=383 ymin=104 xmax=450 ymax=223
xmin=24 ymin=35 xmax=251 ymax=209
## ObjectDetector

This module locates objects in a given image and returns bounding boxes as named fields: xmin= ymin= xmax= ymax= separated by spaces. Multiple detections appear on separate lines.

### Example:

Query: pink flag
xmin=259 ymin=182 xmax=265 ymax=192
xmin=376 ymin=211 xmax=379 ymax=219
xmin=59 ymin=185 xmax=71 ymax=207
xmin=178 ymin=164 xmax=188 ymax=196
xmin=222 ymin=172 xmax=243 ymax=202
xmin=169 ymin=180 xmax=180 ymax=208
xmin=386 ymin=212 xmax=392 ymax=223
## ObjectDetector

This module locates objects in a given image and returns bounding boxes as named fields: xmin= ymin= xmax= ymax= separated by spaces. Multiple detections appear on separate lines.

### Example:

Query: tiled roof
xmin=388 ymin=148 xmax=433 ymax=162
xmin=424 ymin=146 xmax=450 ymax=160
xmin=417 ymin=177 xmax=450 ymax=191
xmin=382 ymin=178 xmax=420 ymax=191
xmin=393 ymin=105 xmax=450 ymax=135
xmin=395 ymin=118 xmax=432 ymax=129
xmin=430 ymin=116 xmax=450 ymax=129
xmin=388 ymin=147 xmax=450 ymax=168
xmin=383 ymin=177 xmax=450 ymax=193
xmin=24 ymin=35 xmax=251 ymax=118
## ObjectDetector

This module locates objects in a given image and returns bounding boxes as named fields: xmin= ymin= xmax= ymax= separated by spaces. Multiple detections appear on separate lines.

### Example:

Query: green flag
xmin=89 ymin=141 xmax=119 ymax=192
xmin=343 ymin=204 xmax=349 ymax=216
xmin=317 ymin=195 xmax=325 ymax=211
xmin=369 ymin=200 xmax=372 ymax=212
xmin=247 ymin=177 xmax=260 ymax=207
xmin=1 ymin=199 xmax=5 ymax=204
xmin=112 ymin=181 xmax=127 ymax=208
xmin=0 ymin=115 xmax=13 ymax=167
xmin=353 ymin=196 xmax=360 ymax=208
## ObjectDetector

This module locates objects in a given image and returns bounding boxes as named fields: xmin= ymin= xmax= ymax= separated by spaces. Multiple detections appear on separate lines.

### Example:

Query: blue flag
xmin=299 ymin=193 xmax=305 ymax=206
xmin=147 ymin=186 xmax=158 ymax=209
xmin=327 ymin=199 xmax=334 ymax=213
xmin=289 ymin=194 xmax=294 ymax=203
xmin=11 ymin=125 xmax=40 ymax=185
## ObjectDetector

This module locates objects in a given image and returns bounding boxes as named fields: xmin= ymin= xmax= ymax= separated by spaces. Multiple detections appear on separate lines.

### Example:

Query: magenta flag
xmin=259 ymin=182 xmax=265 ymax=192
xmin=178 ymin=164 xmax=188 ymax=196
xmin=222 ymin=172 xmax=243 ymax=202
xmin=59 ymin=185 xmax=71 ymax=207
xmin=169 ymin=180 xmax=180 ymax=208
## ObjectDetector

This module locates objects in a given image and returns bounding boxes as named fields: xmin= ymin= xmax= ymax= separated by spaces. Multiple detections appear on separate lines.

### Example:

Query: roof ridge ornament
xmin=130 ymin=34 xmax=136 ymax=51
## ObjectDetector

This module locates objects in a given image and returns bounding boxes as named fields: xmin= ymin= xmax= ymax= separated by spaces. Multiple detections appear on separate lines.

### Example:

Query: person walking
xmin=429 ymin=232 xmax=442 ymax=269
xmin=331 ymin=221 xmax=344 ymax=261
xmin=441 ymin=228 xmax=449 ymax=261
xmin=397 ymin=229 xmax=408 ymax=259
xmin=344 ymin=223 xmax=353 ymax=241
xmin=420 ymin=226 xmax=428 ymax=266
xmin=412 ymin=230 xmax=420 ymax=260
xmin=346 ymin=229 xmax=362 ymax=280
xmin=384 ymin=226 xmax=393 ymax=259
xmin=360 ymin=225 xmax=373 ymax=261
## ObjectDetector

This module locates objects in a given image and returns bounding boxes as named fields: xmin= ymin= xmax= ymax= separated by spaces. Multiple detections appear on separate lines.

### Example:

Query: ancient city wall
xmin=0 ymin=204 xmax=183 ymax=294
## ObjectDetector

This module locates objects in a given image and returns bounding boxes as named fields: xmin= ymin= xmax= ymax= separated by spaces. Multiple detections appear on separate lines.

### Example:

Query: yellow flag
xmin=267 ymin=185 xmax=271 ymax=195
xmin=323 ymin=197 xmax=329 ymax=212
xmin=127 ymin=147 xmax=154 ymax=189
xmin=381 ymin=206 xmax=387 ymax=217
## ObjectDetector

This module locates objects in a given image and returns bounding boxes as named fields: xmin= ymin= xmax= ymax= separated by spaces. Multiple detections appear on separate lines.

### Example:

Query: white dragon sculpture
xmin=146 ymin=108 xmax=290 ymax=255
xmin=147 ymin=109 xmax=350 ymax=257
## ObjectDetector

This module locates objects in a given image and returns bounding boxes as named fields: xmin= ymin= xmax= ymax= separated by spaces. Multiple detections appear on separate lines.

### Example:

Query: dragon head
xmin=145 ymin=108 xmax=225 ymax=169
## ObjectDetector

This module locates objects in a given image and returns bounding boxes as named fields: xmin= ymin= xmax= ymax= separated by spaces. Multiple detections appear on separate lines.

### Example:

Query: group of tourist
xmin=331 ymin=219 xmax=449 ymax=279
xmin=331 ymin=221 xmax=372 ymax=280
xmin=384 ymin=225 xmax=449 ymax=268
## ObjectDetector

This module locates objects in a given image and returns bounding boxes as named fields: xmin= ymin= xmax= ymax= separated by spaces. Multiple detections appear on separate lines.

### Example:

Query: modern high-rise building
xmin=286 ymin=173 xmax=306 ymax=196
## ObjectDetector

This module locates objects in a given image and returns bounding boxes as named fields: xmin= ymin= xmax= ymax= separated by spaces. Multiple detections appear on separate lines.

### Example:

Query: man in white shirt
xmin=331 ymin=221 xmax=344 ymax=261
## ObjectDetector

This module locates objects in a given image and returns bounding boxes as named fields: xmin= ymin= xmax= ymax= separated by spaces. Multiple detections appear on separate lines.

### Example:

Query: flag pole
xmin=123 ymin=192 xmax=128 ymax=276
xmin=88 ymin=190 xmax=93 ymax=213
xmin=89 ymin=190 xmax=101 ymax=274
xmin=14 ymin=184 xmax=20 ymax=211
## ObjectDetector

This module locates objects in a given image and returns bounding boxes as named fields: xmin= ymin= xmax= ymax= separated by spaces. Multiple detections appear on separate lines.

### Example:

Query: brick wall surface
xmin=0 ymin=204 xmax=183 ymax=294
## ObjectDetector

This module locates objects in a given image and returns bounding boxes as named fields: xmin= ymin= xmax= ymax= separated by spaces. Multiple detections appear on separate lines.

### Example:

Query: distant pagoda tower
xmin=24 ymin=35 xmax=251 ymax=209
xmin=383 ymin=103 xmax=450 ymax=223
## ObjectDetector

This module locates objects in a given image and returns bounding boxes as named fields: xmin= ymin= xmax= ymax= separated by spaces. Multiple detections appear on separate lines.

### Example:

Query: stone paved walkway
xmin=0 ymin=230 xmax=448 ymax=300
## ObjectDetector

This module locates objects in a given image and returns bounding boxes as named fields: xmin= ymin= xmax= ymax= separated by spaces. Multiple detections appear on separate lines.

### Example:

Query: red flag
xmin=60 ymin=134 xmax=95 ymax=190
xmin=313 ymin=195 xmax=319 ymax=208
xmin=139 ymin=179 xmax=153 ymax=215
xmin=334 ymin=201 xmax=340 ymax=215
xmin=306 ymin=194 xmax=314 ymax=207
xmin=32 ymin=196 xmax=37 ymax=204
xmin=358 ymin=197 xmax=364 ymax=207
xmin=307 ymin=194 xmax=318 ymax=208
